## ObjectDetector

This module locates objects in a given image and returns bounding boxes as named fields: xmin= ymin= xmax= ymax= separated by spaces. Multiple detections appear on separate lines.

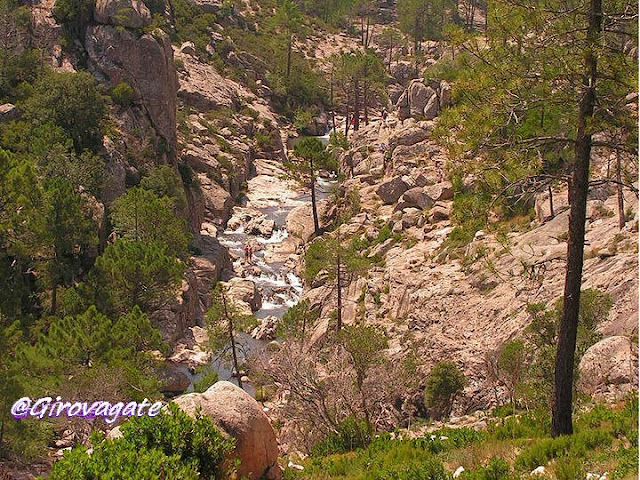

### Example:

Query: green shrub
xmin=388 ymin=458 xmax=450 ymax=480
xmin=22 ymin=70 xmax=107 ymax=153
xmin=413 ymin=427 xmax=485 ymax=454
xmin=140 ymin=165 xmax=188 ymax=211
xmin=48 ymin=440 xmax=200 ymax=479
xmin=52 ymin=0 xmax=94 ymax=43
xmin=463 ymin=457 xmax=513 ymax=480
xmin=515 ymin=429 xmax=613 ymax=471
xmin=554 ymin=457 xmax=584 ymax=480
xmin=424 ymin=361 xmax=466 ymax=417
xmin=111 ymin=82 xmax=136 ymax=107
xmin=193 ymin=367 xmax=219 ymax=393
xmin=48 ymin=404 xmax=235 ymax=479
xmin=489 ymin=409 xmax=549 ymax=440
xmin=255 ymin=131 xmax=276 ymax=151
xmin=311 ymin=416 xmax=373 ymax=456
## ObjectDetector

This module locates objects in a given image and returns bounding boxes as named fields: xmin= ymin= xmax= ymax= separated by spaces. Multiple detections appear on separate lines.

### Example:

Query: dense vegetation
xmin=48 ymin=405 xmax=235 ymax=479
xmin=0 ymin=0 xmax=191 ymax=461
xmin=288 ymin=395 xmax=638 ymax=480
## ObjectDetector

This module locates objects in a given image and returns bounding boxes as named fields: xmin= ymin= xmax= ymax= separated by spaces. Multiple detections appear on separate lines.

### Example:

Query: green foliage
xmin=311 ymin=416 xmax=373 ymax=456
xmin=1 ymin=121 xmax=106 ymax=196
xmin=444 ymin=191 xmax=491 ymax=250
xmin=412 ymin=427 xmax=486 ymax=453
xmin=398 ymin=0 xmax=452 ymax=48
xmin=48 ymin=404 xmax=235 ymax=479
xmin=304 ymin=236 xmax=374 ymax=287
xmin=94 ymin=240 xmax=185 ymax=314
xmin=193 ymin=367 xmax=219 ymax=393
xmin=278 ymin=299 xmax=318 ymax=340
xmin=488 ymin=409 xmax=549 ymax=440
xmin=330 ymin=50 xmax=387 ymax=129
xmin=462 ymin=457 xmax=514 ymax=480
xmin=111 ymin=82 xmax=136 ymax=107
xmin=205 ymin=284 xmax=255 ymax=375
xmin=21 ymin=70 xmax=107 ymax=153
xmin=21 ymin=305 xmax=164 ymax=394
xmin=42 ymin=178 xmax=98 ymax=308
xmin=48 ymin=442 xmax=199 ymax=479
xmin=515 ymin=429 xmax=613 ymax=471
xmin=152 ymin=0 xmax=220 ymax=57
xmin=140 ymin=165 xmax=188 ymax=212
xmin=522 ymin=289 xmax=613 ymax=408
xmin=0 ymin=0 xmax=42 ymax=97
xmin=424 ymin=361 xmax=465 ymax=417
xmin=255 ymin=130 xmax=277 ymax=151
xmin=339 ymin=324 xmax=387 ymax=388
xmin=52 ymin=0 xmax=94 ymax=44
xmin=293 ymin=398 xmax=638 ymax=480
xmin=301 ymin=431 xmax=453 ymax=479
xmin=436 ymin=0 xmax=637 ymax=236
xmin=111 ymin=187 xmax=191 ymax=258
xmin=553 ymin=457 xmax=584 ymax=480
xmin=497 ymin=340 xmax=525 ymax=406
xmin=293 ymin=137 xmax=332 ymax=171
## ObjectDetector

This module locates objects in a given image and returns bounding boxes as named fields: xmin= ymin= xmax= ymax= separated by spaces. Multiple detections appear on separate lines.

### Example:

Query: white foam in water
xmin=260 ymin=300 xmax=284 ymax=311
xmin=244 ymin=274 xmax=289 ymax=288
xmin=256 ymin=229 xmax=289 ymax=244
xmin=286 ymin=272 xmax=303 ymax=291
xmin=225 ymin=225 xmax=245 ymax=235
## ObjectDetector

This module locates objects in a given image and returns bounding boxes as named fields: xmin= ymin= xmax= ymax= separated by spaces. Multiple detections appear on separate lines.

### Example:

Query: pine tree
xmin=439 ymin=0 xmax=637 ymax=435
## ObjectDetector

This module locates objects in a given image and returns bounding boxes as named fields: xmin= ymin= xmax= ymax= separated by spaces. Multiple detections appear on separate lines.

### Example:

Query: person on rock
xmin=244 ymin=243 xmax=252 ymax=265
xmin=384 ymin=147 xmax=392 ymax=175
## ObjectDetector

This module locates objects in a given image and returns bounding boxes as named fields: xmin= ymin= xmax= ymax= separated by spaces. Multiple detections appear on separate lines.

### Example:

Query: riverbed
xmin=188 ymin=156 xmax=335 ymax=393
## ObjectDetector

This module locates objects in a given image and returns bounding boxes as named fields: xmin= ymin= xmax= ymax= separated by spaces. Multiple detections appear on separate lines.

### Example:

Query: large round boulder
xmin=578 ymin=336 xmax=638 ymax=400
xmin=173 ymin=381 xmax=282 ymax=480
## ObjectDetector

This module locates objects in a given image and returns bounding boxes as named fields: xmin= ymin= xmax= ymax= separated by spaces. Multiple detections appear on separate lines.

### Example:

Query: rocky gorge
xmin=2 ymin=0 xmax=638 ymax=476
xmin=71 ymin=0 xmax=639 ymax=430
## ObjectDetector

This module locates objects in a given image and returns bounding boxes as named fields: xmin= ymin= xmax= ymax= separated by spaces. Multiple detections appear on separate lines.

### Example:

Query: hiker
xmin=384 ymin=147 xmax=392 ymax=174
xmin=244 ymin=243 xmax=252 ymax=264
xmin=381 ymin=108 xmax=388 ymax=121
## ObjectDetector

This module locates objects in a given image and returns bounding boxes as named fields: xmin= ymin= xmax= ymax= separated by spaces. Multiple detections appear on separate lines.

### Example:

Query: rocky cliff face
xmin=302 ymin=114 xmax=639 ymax=413
xmin=86 ymin=23 xmax=178 ymax=160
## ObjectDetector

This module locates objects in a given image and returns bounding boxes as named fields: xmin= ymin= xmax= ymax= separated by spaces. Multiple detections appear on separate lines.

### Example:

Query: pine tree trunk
xmin=222 ymin=292 xmax=243 ymax=390
xmin=330 ymin=70 xmax=337 ymax=136
xmin=548 ymin=184 xmax=555 ymax=218
xmin=353 ymin=79 xmax=360 ymax=131
xmin=286 ymin=35 xmax=292 ymax=80
xmin=616 ymin=149 xmax=625 ymax=229
xmin=310 ymin=156 xmax=320 ymax=235
xmin=363 ymin=83 xmax=369 ymax=126
xmin=336 ymin=251 xmax=342 ymax=332
xmin=51 ymin=281 xmax=57 ymax=315
xmin=552 ymin=0 xmax=601 ymax=438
